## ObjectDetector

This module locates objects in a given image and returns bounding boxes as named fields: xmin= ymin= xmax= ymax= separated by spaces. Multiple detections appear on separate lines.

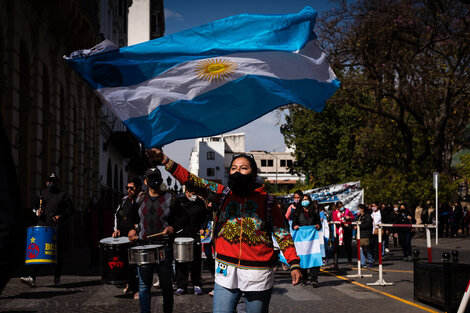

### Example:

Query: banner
xmin=283 ymin=181 xmax=363 ymax=212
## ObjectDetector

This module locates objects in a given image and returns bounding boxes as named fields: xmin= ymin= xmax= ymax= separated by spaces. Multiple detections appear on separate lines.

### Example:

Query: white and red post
xmin=457 ymin=279 xmax=470 ymax=313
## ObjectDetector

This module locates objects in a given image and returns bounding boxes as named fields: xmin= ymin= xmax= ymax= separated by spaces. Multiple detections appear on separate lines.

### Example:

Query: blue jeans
xmin=213 ymin=283 xmax=272 ymax=313
xmin=137 ymin=257 xmax=173 ymax=313
xmin=360 ymin=247 xmax=373 ymax=266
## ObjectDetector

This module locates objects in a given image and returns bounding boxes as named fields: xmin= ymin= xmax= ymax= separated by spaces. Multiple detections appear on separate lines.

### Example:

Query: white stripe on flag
xmin=98 ymin=47 xmax=336 ymax=121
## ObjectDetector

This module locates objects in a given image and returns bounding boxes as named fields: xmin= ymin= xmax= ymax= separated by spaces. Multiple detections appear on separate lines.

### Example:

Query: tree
xmin=281 ymin=0 xmax=470 ymax=204
xmin=318 ymin=0 xmax=470 ymax=174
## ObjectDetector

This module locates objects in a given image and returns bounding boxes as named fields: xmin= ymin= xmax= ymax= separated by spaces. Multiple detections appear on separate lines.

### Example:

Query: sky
xmin=159 ymin=0 xmax=338 ymax=171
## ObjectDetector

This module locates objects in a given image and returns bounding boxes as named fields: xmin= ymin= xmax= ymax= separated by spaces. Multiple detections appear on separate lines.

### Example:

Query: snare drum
xmin=128 ymin=244 xmax=165 ymax=265
xmin=99 ymin=236 xmax=130 ymax=285
xmin=173 ymin=237 xmax=194 ymax=263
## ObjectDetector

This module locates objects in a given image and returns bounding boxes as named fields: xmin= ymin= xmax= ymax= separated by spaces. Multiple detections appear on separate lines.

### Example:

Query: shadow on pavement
xmin=1 ymin=289 xmax=81 ymax=300
xmin=59 ymin=279 xmax=102 ymax=289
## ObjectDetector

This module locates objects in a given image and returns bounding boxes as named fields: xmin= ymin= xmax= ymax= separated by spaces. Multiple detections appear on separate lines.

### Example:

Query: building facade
xmin=0 ymin=0 xmax=102 ymax=246
xmin=188 ymin=133 xmax=304 ymax=191
xmin=128 ymin=0 xmax=165 ymax=46
xmin=189 ymin=133 xmax=245 ymax=185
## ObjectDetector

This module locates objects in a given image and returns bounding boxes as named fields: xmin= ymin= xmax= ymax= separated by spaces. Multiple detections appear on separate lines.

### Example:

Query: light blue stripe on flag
xmin=65 ymin=6 xmax=340 ymax=148
xmin=292 ymin=226 xmax=323 ymax=268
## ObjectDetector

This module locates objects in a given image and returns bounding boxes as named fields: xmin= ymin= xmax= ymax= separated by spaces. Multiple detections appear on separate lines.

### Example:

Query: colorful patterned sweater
xmin=165 ymin=159 xmax=300 ymax=270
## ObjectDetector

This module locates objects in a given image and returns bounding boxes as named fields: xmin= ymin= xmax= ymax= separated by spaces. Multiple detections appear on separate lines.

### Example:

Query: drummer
xmin=128 ymin=167 xmax=187 ymax=313
xmin=112 ymin=177 xmax=142 ymax=299
xmin=20 ymin=173 xmax=74 ymax=287
xmin=174 ymin=184 xmax=208 ymax=296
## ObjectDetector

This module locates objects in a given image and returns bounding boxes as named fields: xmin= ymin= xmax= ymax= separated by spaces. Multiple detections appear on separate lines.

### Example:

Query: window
xmin=261 ymin=159 xmax=267 ymax=167
xmin=280 ymin=160 xmax=286 ymax=167
xmin=287 ymin=160 xmax=293 ymax=167
xmin=207 ymin=168 xmax=215 ymax=177
xmin=207 ymin=151 xmax=215 ymax=160
xmin=268 ymin=160 xmax=273 ymax=167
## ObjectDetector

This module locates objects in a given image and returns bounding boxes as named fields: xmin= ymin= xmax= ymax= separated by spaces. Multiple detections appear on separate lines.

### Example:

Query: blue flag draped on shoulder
xmin=275 ymin=226 xmax=324 ymax=268
xmin=291 ymin=226 xmax=324 ymax=268
xmin=65 ymin=6 xmax=340 ymax=148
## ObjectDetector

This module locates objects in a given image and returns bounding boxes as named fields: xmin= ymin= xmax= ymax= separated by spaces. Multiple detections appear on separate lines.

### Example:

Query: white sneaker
xmin=385 ymin=248 xmax=390 ymax=253
xmin=20 ymin=276 xmax=36 ymax=287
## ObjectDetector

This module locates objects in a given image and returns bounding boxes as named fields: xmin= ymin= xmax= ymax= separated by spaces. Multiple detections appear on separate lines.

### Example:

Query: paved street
xmin=1 ymin=235 xmax=469 ymax=313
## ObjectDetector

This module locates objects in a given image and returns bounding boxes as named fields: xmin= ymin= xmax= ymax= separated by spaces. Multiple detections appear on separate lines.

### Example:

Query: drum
xmin=25 ymin=226 xmax=57 ymax=265
xmin=173 ymin=237 xmax=194 ymax=263
xmin=99 ymin=236 xmax=130 ymax=285
xmin=128 ymin=245 xmax=165 ymax=265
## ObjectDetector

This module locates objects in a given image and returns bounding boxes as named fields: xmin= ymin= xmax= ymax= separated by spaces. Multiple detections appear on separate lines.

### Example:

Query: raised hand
xmin=145 ymin=148 xmax=165 ymax=165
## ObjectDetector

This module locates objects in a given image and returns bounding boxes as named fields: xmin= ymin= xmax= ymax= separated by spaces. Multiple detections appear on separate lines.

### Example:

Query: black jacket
xmin=114 ymin=195 xmax=140 ymax=236
xmin=37 ymin=187 xmax=74 ymax=227
xmin=177 ymin=195 xmax=207 ymax=241
xmin=357 ymin=211 xmax=373 ymax=239
xmin=292 ymin=205 xmax=321 ymax=229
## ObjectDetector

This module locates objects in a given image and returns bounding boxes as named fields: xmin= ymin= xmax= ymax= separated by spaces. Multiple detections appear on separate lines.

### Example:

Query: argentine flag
xmin=292 ymin=226 xmax=324 ymax=268
xmin=65 ymin=6 xmax=340 ymax=148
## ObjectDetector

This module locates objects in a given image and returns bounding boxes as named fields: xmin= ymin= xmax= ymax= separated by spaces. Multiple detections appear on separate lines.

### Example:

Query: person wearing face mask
xmin=332 ymin=201 xmax=355 ymax=268
xmin=20 ymin=173 xmax=74 ymax=288
xmin=128 ymin=167 xmax=188 ymax=313
xmin=392 ymin=204 xmax=414 ymax=261
xmin=174 ymin=184 xmax=208 ymax=296
xmin=390 ymin=204 xmax=400 ymax=248
xmin=292 ymin=196 xmax=321 ymax=287
xmin=146 ymin=148 xmax=301 ymax=313
xmin=285 ymin=190 xmax=303 ymax=222
xmin=369 ymin=202 xmax=382 ymax=262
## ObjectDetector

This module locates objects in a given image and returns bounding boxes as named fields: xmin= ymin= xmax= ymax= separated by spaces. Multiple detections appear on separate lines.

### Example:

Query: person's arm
xmin=285 ymin=204 xmax=294 ymax=220
xmin=112 ymin=202 xmax=121 ymax=237
xmin=147 ymin=148 xmax=226 ymax=201
xmin=55 ymin=194 xmax=74 ymax=222
xmin=272 ymin=202 xmax=300 ymax=269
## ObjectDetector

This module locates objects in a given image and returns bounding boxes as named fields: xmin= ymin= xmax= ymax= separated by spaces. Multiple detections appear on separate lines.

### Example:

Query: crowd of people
xmin=16 ymin=147 xmax=470 ymax=313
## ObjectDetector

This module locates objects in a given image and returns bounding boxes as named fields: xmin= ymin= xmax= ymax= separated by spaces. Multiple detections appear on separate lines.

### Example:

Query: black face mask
xmin=147 ymin=178 xmax=162 ymax=191
xmin=47 ymin=182 xmax=59 ymax=192
xmin=228 ymin=172 xmax=255 ymax=197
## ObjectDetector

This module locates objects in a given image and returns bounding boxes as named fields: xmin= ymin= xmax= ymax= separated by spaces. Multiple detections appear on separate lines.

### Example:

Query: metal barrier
xmin=329 ymin=221 xmax=372 ymax=278
xmin=368 ymin=223 xmax=437 ymax=287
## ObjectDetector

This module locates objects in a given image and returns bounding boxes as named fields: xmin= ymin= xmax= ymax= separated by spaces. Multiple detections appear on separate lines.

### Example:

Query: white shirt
xmin=371 ymin=210 xmax=382 ymax=231
xmin=214 ymin=260 xmax=275 ymax=291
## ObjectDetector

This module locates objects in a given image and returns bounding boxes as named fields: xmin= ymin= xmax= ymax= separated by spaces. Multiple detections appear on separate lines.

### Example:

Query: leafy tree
xmin=281 ymin=0 xmax=470 ymax=205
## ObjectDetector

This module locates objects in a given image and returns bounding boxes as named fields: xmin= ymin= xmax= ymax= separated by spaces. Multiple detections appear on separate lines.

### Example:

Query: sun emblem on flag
xmin=194 ymin=58 xmax=237 ymax=83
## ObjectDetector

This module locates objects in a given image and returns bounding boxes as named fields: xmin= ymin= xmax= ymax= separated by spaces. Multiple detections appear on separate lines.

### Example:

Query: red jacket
xmin=165 ymin=159 xmax=300 ymax=270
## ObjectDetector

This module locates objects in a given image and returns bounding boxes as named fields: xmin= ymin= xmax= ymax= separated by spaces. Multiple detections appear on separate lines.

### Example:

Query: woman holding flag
xmin=292 ymin=196 xmax=322 ymax=287
xmin=146 ymin=148 xmax=301 ymax=313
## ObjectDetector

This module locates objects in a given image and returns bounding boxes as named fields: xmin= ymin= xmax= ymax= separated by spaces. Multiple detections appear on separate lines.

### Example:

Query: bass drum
xmin=99 ymin=236 xmax=130 ymax=285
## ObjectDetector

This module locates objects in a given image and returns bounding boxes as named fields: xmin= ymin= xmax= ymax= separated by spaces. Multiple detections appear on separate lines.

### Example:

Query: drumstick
xmin=147 ymin=232 xmax=165 ymax=238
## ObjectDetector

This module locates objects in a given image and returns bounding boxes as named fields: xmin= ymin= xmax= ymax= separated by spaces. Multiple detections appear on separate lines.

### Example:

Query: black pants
xmin=203 ymin=242 xmax=215 ymax=276
xmin=175 ymin=242 xmax=202 ymax=289
xmin=398 ymin=232 xmax=412 ymax=258
xmin=300 ymin=267 xmax=319 ymax=283
xmin=333 ymin=231 xmax=352 ymax=264
xmin=370 ymin=235 xmax=379 ymax=261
